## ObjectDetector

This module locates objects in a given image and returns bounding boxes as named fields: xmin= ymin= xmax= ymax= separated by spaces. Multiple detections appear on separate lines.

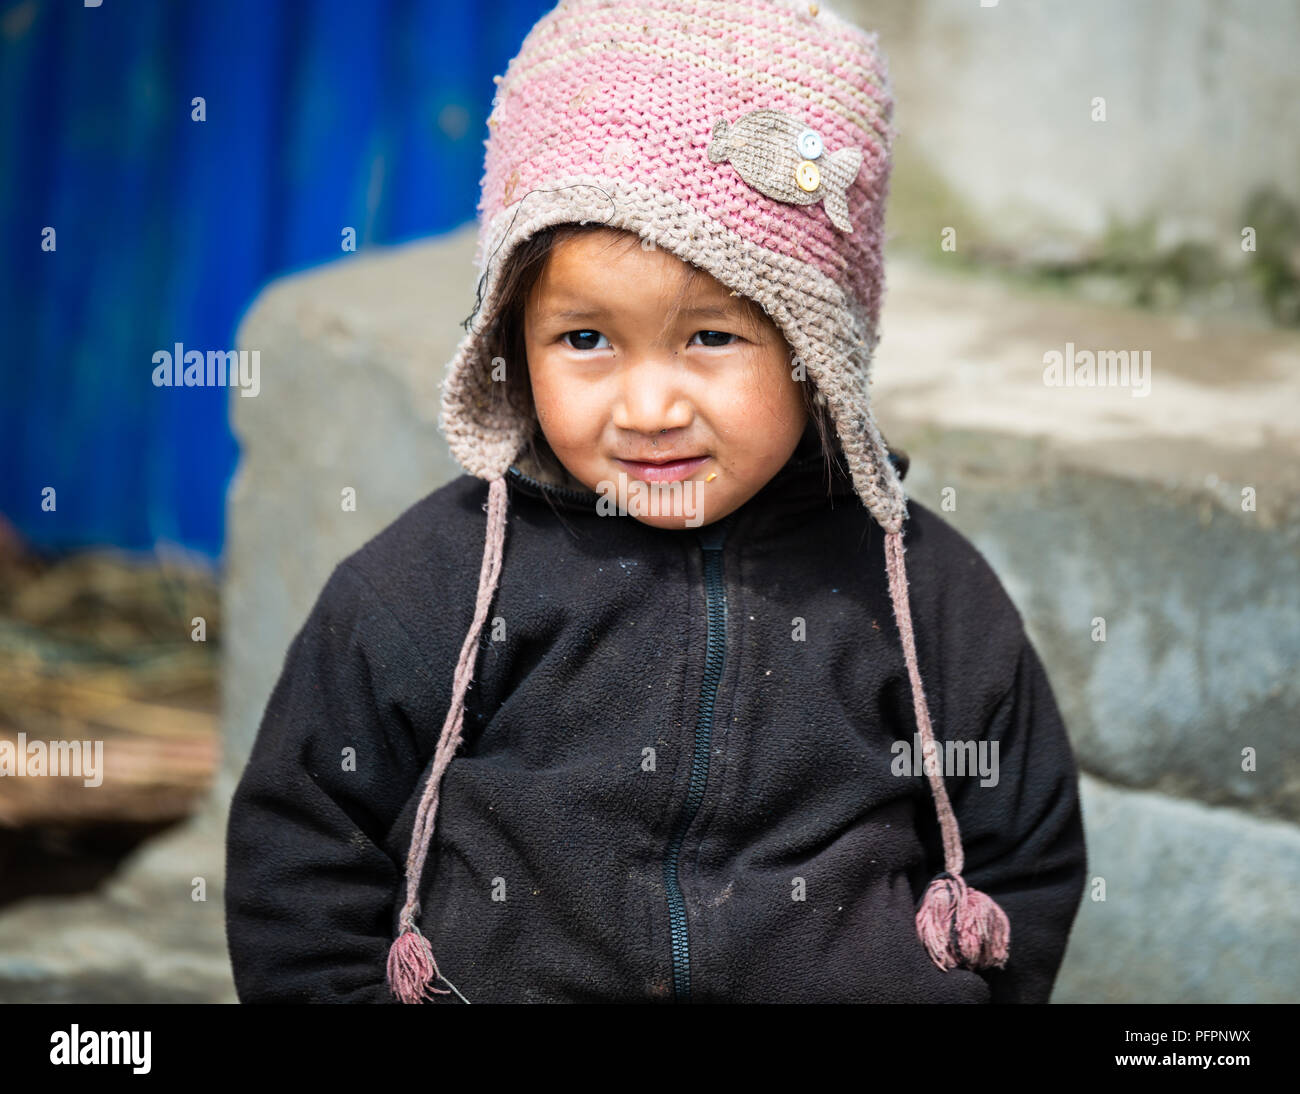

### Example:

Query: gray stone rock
xmin=222 ymin=228 xmax=478 ymax=783
xmin=876 ymin=252 xmax=1300 ymax=824
xmin=1055 ymin=775 xmax=1300 ymax=1003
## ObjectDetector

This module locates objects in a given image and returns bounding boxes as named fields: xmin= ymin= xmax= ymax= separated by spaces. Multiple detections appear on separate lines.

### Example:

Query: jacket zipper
xmin=664 ymin=511 xmax=734 ymax=1001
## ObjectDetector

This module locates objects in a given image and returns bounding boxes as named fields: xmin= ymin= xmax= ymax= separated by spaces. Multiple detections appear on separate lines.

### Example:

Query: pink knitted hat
xmin=389 ymin=0 xmax=1010 ymax=1003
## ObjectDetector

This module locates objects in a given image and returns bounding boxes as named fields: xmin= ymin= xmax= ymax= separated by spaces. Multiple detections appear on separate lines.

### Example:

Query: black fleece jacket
xmin=224 ymin=432 xmax=1088 ymax=1004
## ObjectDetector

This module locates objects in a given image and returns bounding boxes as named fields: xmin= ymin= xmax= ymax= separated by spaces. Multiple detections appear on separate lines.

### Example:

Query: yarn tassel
xmin=884 ymin=528 xmax=1010 ymax=973
xmin=914 ymin=871 xmax=1010 ymax=972
xmin=387 ymin=919 xmax=450 ymax=1003
xmin=385 ymin=475 xmax=510 ymax=1003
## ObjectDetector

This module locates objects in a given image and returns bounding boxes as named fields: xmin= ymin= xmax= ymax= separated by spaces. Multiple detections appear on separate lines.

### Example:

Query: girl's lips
xmin=614 ymin=456 xmax=710 ymax=482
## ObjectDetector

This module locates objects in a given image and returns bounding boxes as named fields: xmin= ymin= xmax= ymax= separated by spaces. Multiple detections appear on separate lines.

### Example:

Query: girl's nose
xmin=610 ymin=357 xmax=694 ymax=435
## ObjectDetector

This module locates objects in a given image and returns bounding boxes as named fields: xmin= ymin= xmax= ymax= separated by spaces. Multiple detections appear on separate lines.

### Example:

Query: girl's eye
xmin=560 ymin=329 xmax=738 ymax=350
xmin=690 ymin=330 xmax=738 ymax=348
xmin=562 ymin=330 xmax=609 ymax=351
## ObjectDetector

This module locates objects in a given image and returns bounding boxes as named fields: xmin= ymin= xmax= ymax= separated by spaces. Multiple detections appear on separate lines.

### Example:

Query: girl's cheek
xmin=541 ymin=400 xmax=597 ymax=450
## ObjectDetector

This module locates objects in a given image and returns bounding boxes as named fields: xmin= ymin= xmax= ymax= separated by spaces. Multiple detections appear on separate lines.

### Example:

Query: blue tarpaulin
xmin=0 ymin=0 xmax=551 ymax=563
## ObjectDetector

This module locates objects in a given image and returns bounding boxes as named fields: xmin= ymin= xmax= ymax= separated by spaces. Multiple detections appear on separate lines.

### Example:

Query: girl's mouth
xmin=614 ymin=456 xmax=710 ymax=483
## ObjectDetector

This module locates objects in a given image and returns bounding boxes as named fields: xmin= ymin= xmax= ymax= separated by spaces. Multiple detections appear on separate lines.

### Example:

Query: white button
xmin=796 ymin=129 xmax=823 ymax=159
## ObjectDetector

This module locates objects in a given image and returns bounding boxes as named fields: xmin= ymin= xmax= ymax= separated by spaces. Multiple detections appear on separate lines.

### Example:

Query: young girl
xmin=225 ymin=0 xmax=1087 ymax=1004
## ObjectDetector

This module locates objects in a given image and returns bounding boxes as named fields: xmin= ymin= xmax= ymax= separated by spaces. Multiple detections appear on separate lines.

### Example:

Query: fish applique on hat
xmin=707 ymin=107 xmax=864 ymax=232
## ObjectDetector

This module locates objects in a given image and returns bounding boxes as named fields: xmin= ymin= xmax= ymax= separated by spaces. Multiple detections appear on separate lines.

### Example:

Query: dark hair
xmin=469 ymin=222 xmax=840 ymax=490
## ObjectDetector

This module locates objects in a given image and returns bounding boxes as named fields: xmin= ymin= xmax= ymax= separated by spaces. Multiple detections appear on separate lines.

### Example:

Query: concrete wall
xmin=849 ymin=0 xmax=1300 ymax=267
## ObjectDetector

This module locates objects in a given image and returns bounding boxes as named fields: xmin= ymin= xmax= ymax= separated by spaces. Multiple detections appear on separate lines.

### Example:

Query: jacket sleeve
xmin=224 ymin=559 xmax=434 ymax=1003
xmin=934 ymin=631 xmax=1089 ymax=1004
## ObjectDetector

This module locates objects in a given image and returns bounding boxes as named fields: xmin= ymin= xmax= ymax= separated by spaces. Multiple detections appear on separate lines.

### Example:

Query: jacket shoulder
xmin=345 ymin=471 xmax=488 ymax=570
xmin=330 ymin=473 xmax=494 ymax=646
xmin=895 ymin=498 xmax=1029 ymax=694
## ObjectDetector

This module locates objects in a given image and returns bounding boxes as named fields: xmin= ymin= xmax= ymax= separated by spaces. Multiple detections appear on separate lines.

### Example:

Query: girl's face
xmin=523 ymin=229 xmax=808 ymax=530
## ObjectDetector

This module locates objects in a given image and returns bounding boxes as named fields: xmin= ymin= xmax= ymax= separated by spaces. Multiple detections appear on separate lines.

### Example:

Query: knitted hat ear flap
xmin=386 ymin=475 xmax=510 ymax=1004
xmin=883 ymin=528 xmax=1011 ymax=972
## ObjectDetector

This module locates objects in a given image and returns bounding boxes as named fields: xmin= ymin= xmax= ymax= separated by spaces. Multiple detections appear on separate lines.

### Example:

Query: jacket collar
xmin=503 ymin=422 xmax=908 ymax=525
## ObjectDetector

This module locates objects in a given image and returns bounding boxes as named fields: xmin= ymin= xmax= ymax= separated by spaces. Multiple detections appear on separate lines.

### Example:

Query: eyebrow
xmin=540 ymin=302 xmax=743 ymax=322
